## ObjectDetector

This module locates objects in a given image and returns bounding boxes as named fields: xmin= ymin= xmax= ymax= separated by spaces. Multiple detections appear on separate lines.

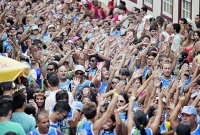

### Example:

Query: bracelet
xmin=131 ymin=96 xmax=136 ymax=100
xmin=114 ymin=92 xmax=119 ymax=97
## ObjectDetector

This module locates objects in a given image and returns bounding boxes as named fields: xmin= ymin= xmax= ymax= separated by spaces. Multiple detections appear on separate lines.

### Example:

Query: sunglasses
xmin=82 ymin=91 xmax=90 ymax=95
xmin=75 ymin=72 xmax=84 ymax=76
xmin=60 ymin=112 xmax=67 ymax=118
xmin=117 ymin=100 xmax=124 ymax=103
xmin=112 ymin=81 xmax=118 ymax=84
xmin=47 ymin=68 xmax=54 ymax=71
xmin=89 ymin=59 xmax=95 ymax=62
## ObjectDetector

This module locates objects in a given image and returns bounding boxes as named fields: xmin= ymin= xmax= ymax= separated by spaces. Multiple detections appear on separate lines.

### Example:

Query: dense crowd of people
xmin=0 ymin=0 xmax=200 ymax=135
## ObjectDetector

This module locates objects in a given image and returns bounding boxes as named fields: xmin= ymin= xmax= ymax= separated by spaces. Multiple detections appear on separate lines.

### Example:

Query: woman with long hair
xmin=33 ymin=90 xmax=46 ymax=112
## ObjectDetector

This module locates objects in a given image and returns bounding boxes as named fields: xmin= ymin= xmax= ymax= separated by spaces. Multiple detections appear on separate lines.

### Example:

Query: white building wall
xmin=99 ymin=0 xmax=199 ymax=26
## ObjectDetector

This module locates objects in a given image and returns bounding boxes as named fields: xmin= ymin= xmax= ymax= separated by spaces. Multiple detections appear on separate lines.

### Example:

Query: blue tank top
xmin=35 ymin=68 xmax=41 ymax=87
xmin=130 ymin=127 xmax=153 ymax=135
xmin=119 ymin=112 xmax=128 ymax=126
xmin=98 ymin=81 xmax=108 ymax=93
xmin=160 ymin=75 xmax=174 ymax=89
xmin=77 ymin=121 xmax=94 ymax=135
xmin=60 ymin=79 xmax=71 ymax=91
xmin=70 ymin=80 xmax=91 ymax=99
xmin=100 ymin=130 xmax=116 ymax=135
xmin=191 ymin=124 xmax=200 ymax=135
xmin=31 ymin=127 xmax=58 ymax=135
xmin=159 ymin=122 xmax=168 ymax=133
xmin=142 ymin=66 xmax=150 ymax=78
xmin=60 ymin=109 xmax=74 ymax=135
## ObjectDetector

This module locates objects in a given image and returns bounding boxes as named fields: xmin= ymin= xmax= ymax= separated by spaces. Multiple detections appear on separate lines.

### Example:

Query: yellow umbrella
xmin=0 ymin=56 xmax=31 ymax=82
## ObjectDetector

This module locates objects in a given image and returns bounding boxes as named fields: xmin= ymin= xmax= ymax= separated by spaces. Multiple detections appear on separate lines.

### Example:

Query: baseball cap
xmin=72 ymin=36 xmax=81 ymax=42
xmin=71 ymin=101 xmax=83 ymax=111
xmin=66 ymin=40 xmax=74 ymax=44
xmin=48 ymin=24 xmax=55 ymax=29
xmin=74 ymin=65 xmax=85 ymax=73
xmin=31 ymin=25 xmax=39 ymax=30
xmin=186 ymin=18 xmax=192 ymax=25
xmin=181 ymin=106 xmax=198 ymax=116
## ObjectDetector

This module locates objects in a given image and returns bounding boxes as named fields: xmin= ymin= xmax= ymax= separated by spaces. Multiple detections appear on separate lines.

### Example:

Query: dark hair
xmin=0 ymin=100 xmax=12 ymax=117
xmin=56 ymin=90 xmax=69 ymax=102
xmin=83 ymin=102 xmax=97 ymax=119
xmin=142 ymin=35 xmax=150 ymax=40
xmin=22 ymin=17 xmax=27 ymax=25
xmin=113 ymin=76 xmax=121 ymax=81
xmin=4 ymin=132 xmax=17 ymax=135
xmin=88 ymin=55 xmax=100 ymax=62
xmin=25 ymin=2 xmax=32 ymax=9
xmin=25 ymin=104 xmax=36 ymax=116
xmin=68 ymin=6 xmax=74 ymax=12
xmin=135 ymin=8 xmax=140 ymax=13
xmin=119 ymin=68 xmax=130 ymax=76
xmin=196 ymin=22 xmax=200 ymax=28
xmin=120 ymin=92 xmax=129 ymax=104
xmin=53 ymin=101 xmax=71 ymax=113
xmin=141 ymin=6 xmax=147 ymax=12
xmin=7 ymin=18 xmax=14 ymax=26
xmin=134 ymin=110 xmax=148 ymax=135
xmin=48 ymin=62 xmax=58 ymax=70
xmin=194 ymin=30 xmax=200 ymax=37
xmin=1 ymin=81 xmax=12 ymax=91
xmin=13 ymin=93 xmax=26 ymax=110
xmin=147 ymin=106 xmax=156 ymax=118
xmin=172 ymin=23 xmax=181 ymax=33
xmin=150 ymin=26 xmax=157 ymax=31
xmin=180 ymin=18 xmax=187 ymax=24
xmin=175 ymin=124 xmax=191 ymax=135
xmin=179 ymin=60 xmax=189 ymax=70
xmin=118 ymin=5 xmax=126 ymax=11
xmin=46 ymin=72 xmax=59 ymax=87
xmin=147 ymin=52 xmax=157 ymax=58
xmin=120 ymin=1 xmax=126 ymax=6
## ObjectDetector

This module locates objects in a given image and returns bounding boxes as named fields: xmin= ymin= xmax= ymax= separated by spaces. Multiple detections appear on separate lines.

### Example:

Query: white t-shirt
xmin=118 ymin=14 xmax=129 ymax=28
xmin=137 ymin=22 xmax=145 ymax=39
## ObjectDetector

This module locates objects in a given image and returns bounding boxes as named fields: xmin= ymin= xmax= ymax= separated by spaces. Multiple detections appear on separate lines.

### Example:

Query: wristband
xmin=114 ymin=92 xmax=119 ymax=97
xmin=131 ymin=96 xmax=136 ymax=100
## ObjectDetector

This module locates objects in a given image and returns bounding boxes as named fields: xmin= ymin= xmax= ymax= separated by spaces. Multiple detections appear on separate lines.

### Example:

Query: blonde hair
xmin=182 ymin=30 xmax=194 ymax=47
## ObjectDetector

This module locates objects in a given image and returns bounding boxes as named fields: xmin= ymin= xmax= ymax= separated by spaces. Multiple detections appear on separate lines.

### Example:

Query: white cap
xmin=31 ymin=25 xmax=39 ymax=30
xmin=74 ymin=65 xmax=85 ymax=72
xmin=48 ymin=24 xmax=55 ymax=29
xmin=66 ymin=40 xmax=74 ymax=44
xmin=186 ymin=18 xmax=192 ymax=25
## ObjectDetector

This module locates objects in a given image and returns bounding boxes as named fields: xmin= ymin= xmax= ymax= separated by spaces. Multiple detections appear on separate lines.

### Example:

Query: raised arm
xmin=93 ymin=81 xmax=124 ymax=134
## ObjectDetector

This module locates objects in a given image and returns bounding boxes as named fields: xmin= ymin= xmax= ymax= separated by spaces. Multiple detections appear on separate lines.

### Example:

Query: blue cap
xmin=181 ymin=106 xmax=197 ymax=116
xmin=71 ymin=101 xmax=83 ymax=111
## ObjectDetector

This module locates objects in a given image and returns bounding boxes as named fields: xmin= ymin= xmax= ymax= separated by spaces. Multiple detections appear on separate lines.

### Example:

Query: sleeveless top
xmin=60 ymin=79 xmax=71 ymax=91
xmin=88 ymin=68 xmax=97 ymax=80
xmin=119 ymin=112 xmax=128 ymax=127
xmin=191 ymin=124 xmax=200 ymax=135
xmin=76 ymin=121 xmax=94 ymax=135
xmin=184 ymin=45 xmax=194 ymax=63
xmin=160 ymin=75 xmax=174 ymax=89
xmin=130 ymin=127 xmax=153 ymax=135
xmin=98 ymin=81 xmax=108 ymax=93
xmin=49 ymin=107 xmax=61 ymax=129
xmin=60 ymin=109 xmax=74 ymax=135
xmin=30 ymin=127 xmax=58 ymax=135
xmin=100 ymin=130 xmax=116 ymax=135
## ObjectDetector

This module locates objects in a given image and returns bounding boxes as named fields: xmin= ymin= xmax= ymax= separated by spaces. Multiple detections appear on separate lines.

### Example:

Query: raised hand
xmin=115 ymin=81 xmax=125 ymax=94
xmin=96 ymin=93 xmax=106 ymax=106
xmin=132 ymin=69 xmax=144 ymax=79
xmin=72 ymin=77 xmax=80 ymax=86
xmin=154 ymin=76 xmax=161 ymax=88
xmin=177 ymin=80 xmax=186 ymax=88
xmin=117 ymin=103 xmax=129 ymax=112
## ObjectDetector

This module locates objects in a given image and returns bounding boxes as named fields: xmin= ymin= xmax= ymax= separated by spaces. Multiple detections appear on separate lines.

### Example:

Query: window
xmin=181 ymin=0 xmax=191 ymax=18
xmin=161 ymin=0 xmax=173 ymax=19
xmin=144 ymin=0 xmax=153 ymax=8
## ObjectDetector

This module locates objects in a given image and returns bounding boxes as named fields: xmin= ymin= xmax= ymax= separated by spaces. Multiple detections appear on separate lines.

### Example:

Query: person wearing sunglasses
xmin=49 ymin=101 xmax=71 ymax=129
xmin=70 ymin=65 xmax=94 ymax=99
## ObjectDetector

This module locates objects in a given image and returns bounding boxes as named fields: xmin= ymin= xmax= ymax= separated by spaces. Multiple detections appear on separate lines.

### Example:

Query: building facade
xmin=99 ymin=0 xmax=200 ymax=28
